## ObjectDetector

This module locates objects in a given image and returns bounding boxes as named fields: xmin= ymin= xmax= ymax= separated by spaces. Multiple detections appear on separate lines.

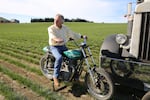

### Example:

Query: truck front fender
xmin=100 ymin=34 xmax=120 ymax=58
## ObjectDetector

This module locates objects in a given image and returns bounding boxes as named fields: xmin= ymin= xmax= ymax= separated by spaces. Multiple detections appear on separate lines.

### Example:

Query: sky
xmin=0 ymin=0 xmax=137 ymax=23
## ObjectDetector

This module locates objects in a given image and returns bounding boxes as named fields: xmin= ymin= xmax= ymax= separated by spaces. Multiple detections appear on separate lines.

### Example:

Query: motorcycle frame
xmin=73 ymin=39 xmax=97 ymax=84
xmin=43 ymin=39 xmax=98 ymax=83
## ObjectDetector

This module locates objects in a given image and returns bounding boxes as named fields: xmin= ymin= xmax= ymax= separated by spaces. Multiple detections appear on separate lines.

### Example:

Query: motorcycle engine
xmin=59 ymin=59 xmax=77 ymax=81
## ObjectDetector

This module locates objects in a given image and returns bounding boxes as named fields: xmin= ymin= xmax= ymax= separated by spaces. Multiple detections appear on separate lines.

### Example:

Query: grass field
xmin=0 ymin=22 xmax=127 ymax=63
xmin=0 ymin=22 xmax=127 ymax=100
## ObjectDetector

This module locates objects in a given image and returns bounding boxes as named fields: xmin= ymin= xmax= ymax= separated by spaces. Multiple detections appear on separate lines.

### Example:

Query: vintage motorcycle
xmin=40 ymin=37 xmax=114 ymax=100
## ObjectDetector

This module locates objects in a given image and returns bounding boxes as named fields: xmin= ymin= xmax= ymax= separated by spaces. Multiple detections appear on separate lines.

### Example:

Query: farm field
xmin=1 ymin=22 xmax=143 ymax=100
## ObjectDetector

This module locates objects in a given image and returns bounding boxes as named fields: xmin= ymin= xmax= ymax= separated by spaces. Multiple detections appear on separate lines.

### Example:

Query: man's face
xmin=55 ymin=16 xmax=64 ymax=26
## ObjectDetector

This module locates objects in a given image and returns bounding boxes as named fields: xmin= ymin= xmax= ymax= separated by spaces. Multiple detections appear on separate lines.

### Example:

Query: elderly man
xmin=48 ymin=14 xmax=86 ymax=87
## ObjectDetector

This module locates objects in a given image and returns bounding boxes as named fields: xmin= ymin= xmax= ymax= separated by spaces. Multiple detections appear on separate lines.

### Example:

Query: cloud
xmin=0 ymin=0 xmax=132 ymax=22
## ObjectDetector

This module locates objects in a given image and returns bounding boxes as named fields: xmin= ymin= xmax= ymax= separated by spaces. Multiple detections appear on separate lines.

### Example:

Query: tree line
xmin=31 ymin=18 xmax=93 ymax=23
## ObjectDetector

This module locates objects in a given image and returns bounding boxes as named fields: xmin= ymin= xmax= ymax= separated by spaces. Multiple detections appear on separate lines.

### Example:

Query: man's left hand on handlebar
xmin=81 ymin=35 xmax=88 ymax=39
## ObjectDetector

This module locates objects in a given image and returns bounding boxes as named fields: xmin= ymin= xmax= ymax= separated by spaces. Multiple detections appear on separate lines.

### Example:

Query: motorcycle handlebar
xmin=70 ymin=36 xmax=88 ymax=48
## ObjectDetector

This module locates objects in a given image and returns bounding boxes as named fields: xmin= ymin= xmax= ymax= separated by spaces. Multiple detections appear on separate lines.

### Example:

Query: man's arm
xmin=52 ymin=38 xmax=64 ymax=43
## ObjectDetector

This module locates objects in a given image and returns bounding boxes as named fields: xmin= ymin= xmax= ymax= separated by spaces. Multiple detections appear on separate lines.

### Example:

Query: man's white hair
xmin=54 ymin=14 xmax=64 ymax=20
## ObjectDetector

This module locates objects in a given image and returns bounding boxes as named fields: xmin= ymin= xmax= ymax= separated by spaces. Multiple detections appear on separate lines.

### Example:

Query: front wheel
xmin=85 ymin=68 xmax=114 ymax=100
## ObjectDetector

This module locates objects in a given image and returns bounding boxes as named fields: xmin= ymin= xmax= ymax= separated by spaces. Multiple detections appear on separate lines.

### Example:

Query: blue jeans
xmin=50 ymin=45 xmax=68 ymax=78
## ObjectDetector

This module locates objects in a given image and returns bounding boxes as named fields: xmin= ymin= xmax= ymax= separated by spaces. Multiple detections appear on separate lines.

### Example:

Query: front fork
xmin=81 ymin=46 xmax=97 ymax=84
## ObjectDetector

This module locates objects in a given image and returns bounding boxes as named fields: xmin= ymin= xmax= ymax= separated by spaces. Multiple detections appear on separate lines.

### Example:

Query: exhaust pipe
xmin=126 ymin=2 xmax=133 ymax=36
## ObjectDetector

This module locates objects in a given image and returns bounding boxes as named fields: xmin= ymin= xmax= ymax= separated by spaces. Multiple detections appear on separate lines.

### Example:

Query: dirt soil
xmin=0 ymin=60 xmax=146 ymax=100
xmin=0 ymin=94 xmax=5 ymax=100
xmin=0 ymin=72 xmax=45 ymax=100
xmin=0 ymin=61 xmax=94 ymax=100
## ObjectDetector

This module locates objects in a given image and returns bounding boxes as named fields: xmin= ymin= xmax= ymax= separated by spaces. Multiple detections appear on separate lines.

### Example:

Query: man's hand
xmin=56 ymin=38 xmax=64 ymax=43
xmin=69 ymin=38 xmax=74 ymax=41
xmin=52 ymin=38 xmax=64 ymax=43
xmin=81 ymin=35 xmax=87 ymax=39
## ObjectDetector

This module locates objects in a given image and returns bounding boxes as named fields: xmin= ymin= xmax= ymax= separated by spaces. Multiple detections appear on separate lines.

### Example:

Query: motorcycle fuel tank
xmin=63 ymin=49 xmax=83 ymax=60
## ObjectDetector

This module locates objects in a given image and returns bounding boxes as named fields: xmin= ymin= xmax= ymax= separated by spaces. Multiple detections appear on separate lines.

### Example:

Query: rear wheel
xmin=40 ymin=53 xmax=55 ymax=79
xmin=85 ymin=68 xmax=114 ymax=100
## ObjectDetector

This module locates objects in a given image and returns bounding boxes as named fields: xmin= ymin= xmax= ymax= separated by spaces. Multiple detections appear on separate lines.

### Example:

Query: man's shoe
xmin=53 ymin=77 xmax=60 ymax=87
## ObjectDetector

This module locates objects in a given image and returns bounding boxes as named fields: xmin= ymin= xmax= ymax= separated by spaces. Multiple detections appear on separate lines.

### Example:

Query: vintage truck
xmin=100 ymin=0 xmax=150 ymax=99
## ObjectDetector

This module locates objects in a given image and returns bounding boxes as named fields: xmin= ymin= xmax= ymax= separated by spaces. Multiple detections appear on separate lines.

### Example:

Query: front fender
xmin=100 ymin=34 xmax=120 ymax=58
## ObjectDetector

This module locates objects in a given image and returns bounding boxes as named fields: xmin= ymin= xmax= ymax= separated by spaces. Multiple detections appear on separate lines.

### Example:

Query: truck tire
xmin=110 ymin=60 xmax=134 ymax=78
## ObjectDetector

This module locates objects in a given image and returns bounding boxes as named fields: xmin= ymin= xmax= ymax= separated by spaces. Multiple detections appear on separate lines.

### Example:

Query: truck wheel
xmin=110 ymin=60 xmax=134 ymax=77
xmin=85 ymin=68 xmax=114 ymax=100
xmin=142 ymin=91 xmax=150 ymax=100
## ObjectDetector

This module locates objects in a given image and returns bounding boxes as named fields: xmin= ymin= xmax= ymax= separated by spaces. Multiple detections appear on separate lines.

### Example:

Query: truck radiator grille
xmin=138 ymin=12 xmax=150 ymax=62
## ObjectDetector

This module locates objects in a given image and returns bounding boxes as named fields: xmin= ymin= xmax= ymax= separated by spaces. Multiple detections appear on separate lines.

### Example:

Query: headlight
xmin=116 ymin=34 xmax=127 ymax=45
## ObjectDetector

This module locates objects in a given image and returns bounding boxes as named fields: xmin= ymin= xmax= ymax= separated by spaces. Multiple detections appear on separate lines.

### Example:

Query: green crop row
xmin=0 ymin=45 xmax=41 ymax=59
xmin=0 ymin=65 xmax=65 ymax=100
xmin=0 ymin=48 xmax=39 ymax=65
xmin=0 ymin=81 xmax=27 ymax=100
xmin=0 ymin=53 xmax=42 ymax=75
xmin=0 ymin=45 xmax=41 ymax=60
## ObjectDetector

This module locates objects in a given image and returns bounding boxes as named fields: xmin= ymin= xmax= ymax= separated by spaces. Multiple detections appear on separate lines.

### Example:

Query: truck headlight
xmin=116 ymin=34 xmax=127 ymax=45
